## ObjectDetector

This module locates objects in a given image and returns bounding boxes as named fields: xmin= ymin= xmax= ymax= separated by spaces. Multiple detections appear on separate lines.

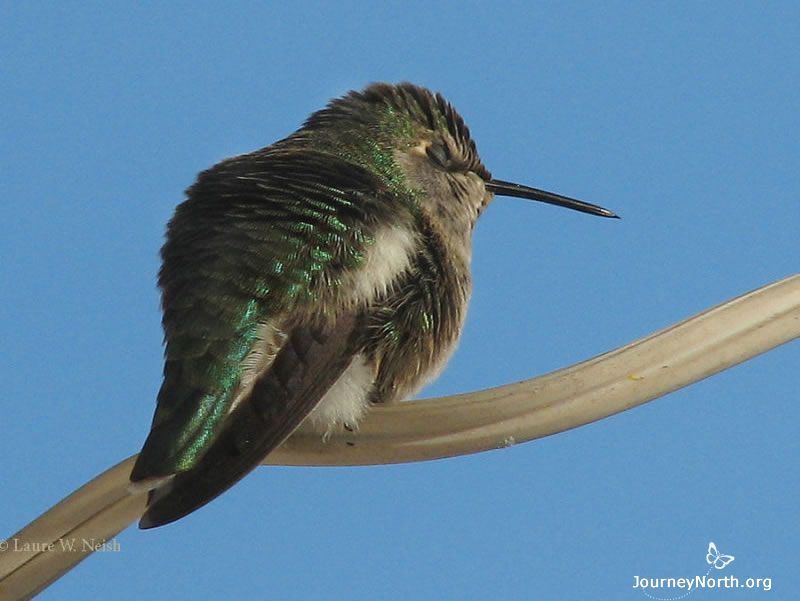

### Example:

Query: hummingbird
xmin=130 ymin=82 xmax=617 ymax=529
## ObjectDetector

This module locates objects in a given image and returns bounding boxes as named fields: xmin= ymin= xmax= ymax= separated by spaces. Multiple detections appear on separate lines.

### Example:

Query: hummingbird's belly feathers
xmin=298 ymin=353 xmax=374 ymax=433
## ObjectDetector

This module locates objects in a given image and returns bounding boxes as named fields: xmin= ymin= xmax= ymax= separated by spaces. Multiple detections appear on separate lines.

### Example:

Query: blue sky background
xmin=2 ymin=2 xmax=797 ymax=599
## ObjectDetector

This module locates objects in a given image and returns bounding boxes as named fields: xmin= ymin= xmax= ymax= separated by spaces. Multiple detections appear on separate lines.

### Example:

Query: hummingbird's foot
xmin=318 ymin=420 xmax=359 ymax=443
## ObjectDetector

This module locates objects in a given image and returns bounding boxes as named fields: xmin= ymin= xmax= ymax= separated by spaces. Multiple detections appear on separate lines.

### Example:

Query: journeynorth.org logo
xmin=632 ymin=541 xmax=772 ymax=599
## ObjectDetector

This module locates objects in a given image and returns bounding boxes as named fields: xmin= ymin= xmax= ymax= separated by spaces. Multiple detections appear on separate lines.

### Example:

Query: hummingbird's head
xmin=299 ymin=83 xmax=617 ymax=230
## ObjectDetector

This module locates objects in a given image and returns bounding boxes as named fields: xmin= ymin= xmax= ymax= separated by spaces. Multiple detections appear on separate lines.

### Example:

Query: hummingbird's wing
xmin=130 ymin=148 xmax=413 ymax=508
xmin=139 ymin=312 xmax=362 ymax=528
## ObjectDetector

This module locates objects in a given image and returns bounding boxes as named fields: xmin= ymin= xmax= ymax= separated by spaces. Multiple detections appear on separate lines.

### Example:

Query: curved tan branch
xmin=2 ymin=274 xmax=798 ymax=599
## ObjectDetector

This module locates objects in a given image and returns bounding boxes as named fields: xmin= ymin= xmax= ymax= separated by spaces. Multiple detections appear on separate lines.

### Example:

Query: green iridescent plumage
xmin=132 ymin=149 xmax=415 ymax=478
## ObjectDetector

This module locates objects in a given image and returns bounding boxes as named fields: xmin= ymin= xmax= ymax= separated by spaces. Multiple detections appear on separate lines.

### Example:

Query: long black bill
xmin=486 ymin=179 xmax=619 ymax=218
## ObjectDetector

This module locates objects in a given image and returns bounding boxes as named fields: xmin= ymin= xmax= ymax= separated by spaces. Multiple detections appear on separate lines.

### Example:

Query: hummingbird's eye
xmin=425 ymin=141 xmax=451 ymax=169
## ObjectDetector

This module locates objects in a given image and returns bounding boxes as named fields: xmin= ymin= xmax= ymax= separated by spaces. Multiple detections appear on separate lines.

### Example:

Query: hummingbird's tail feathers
xmin=128 ymin=382 xmax=221 ymax=484
xmin=138 ymin=313 xmax=362 ymax=529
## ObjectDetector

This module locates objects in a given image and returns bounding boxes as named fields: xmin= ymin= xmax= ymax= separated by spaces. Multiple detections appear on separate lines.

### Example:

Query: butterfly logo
xmin=706 ymin=541 xmax=735 ymax=570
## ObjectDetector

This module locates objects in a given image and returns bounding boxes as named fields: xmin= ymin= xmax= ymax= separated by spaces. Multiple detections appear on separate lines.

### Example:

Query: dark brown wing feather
xmin=139 ymin=313 xmax=361 ymax=529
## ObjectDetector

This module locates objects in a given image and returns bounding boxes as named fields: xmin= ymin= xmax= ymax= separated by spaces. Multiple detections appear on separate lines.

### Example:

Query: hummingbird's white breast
xmin=339 ymin=223 xmax=418 ymax=306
